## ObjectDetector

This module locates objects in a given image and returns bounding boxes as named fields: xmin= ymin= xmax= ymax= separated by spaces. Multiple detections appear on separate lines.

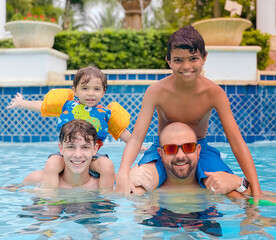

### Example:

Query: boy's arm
xmin=116 ymin=87 xmax=157 ymax=194
xmin=40 ymin=154 xmax=65 ymax=189
xmin=118 ymin=129 xmax=132 ymax=142
xmin=214 ymin=88 xmax=261 ymax=196
xmin=119 ymin=129 xmax=148 ymax=153
xmin=6 ymin=92 xmax=42 ymax=111
xmin=22 ymin=170 xmax=44 ymax=184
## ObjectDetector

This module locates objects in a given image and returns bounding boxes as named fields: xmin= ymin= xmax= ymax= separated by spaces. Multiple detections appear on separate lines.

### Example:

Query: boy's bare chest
xmin=157 ymin=91 xmax=212 ymax=126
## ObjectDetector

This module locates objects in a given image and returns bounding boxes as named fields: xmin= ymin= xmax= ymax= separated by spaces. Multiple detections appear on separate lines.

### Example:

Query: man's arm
xmin=6 ymin=92 xmax=42 ymax=111
xmin=203 ymin=171 xmax=251 ymax=197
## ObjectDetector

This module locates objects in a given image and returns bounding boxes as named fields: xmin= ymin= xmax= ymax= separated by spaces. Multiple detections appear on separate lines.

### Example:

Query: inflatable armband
xmin=107 ymin=102 xmax=130 ymax=140
xmin=41 ymin=89 xmax=74 ymax=117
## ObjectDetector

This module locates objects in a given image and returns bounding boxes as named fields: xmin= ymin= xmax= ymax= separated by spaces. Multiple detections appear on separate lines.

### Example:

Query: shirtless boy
xmin=116 ymin=26 xmax=261 ymax=197
xmin=23 ymin=119 xmax=100 ymax=190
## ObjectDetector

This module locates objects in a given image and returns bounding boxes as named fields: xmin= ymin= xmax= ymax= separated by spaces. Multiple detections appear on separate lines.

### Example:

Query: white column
xmin=257 ymin=0 xmax=276 ymax=50
xmin=0 ymin=0 xmax=6 ymax=39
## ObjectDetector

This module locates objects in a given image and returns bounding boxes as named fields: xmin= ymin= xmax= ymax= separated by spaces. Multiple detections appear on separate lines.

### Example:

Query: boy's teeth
xmin=72 ymin=161 xmax=82 ymax=165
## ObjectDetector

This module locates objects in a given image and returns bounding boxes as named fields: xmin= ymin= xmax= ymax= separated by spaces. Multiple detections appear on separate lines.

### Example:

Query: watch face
xmin=243 ymin=178 xmax=249 ymax=188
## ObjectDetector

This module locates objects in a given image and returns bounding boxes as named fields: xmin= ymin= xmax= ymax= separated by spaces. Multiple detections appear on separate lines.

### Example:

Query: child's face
xmin=167 ymin=48 xmax=207 ymax=81
xmin=74 ymin=77 xmax=105 ymax=107
xmin=59 ymin=133 xmax=97 ymax=174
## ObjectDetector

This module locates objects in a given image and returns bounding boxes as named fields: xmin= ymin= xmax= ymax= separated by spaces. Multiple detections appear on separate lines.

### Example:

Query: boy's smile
xmin=74 ymin=78 xmax=105 ymax=107
xmin=167 ymin=49 xmax=207 ymax=81
xmin=59 ymin=133 xmax=97 ymax=174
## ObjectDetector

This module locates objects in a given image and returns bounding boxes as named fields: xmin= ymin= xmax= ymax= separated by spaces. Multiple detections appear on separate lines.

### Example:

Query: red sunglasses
xmin=162 ymin=142 xmax=197 ymax=155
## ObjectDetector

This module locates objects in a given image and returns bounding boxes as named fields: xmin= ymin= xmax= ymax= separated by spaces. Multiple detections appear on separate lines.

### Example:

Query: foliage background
xmin=3 ymin=0 xmax=270 ymax=70
xmin=0 ymin=28 xmax=270 ymax=70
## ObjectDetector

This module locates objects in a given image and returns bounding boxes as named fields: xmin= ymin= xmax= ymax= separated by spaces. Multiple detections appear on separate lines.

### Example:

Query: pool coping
xmin=1 ymin=69 xmax=276 ymax=86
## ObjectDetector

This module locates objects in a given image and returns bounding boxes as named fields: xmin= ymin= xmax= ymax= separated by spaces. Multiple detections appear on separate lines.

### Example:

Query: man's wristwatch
xmin=236 ymin=177 xmax=249 ymax=193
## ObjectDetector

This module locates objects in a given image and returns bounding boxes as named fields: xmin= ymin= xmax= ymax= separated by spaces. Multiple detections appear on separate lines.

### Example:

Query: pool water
xmin=0 ymin=141 xmax=275 ymax=239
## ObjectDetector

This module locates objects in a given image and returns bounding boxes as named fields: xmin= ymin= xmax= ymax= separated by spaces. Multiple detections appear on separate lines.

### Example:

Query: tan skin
xmin=7 ymin=78 xmax=147 ymax=190
xmin=23 ymin=133 xmax=99 ymax=191
xmin=116 ymin=48 xmax=261 ymax=197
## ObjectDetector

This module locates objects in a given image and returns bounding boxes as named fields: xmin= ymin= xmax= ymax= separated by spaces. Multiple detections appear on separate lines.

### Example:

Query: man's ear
xmin=157 ymin=147 xmax=162 ymax=157
xmin=196 ymin=144 xmax=201 ymax=159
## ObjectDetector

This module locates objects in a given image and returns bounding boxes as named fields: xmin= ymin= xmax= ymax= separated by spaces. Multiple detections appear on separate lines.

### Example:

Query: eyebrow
xmin=172 ymin=54 xmax=201 ymax=59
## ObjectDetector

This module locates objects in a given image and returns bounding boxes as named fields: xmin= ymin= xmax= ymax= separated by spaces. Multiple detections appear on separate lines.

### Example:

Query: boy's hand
xmin=6 ymin=92 xmax=24 ymax=109
xmin=115 ymin=173 xmax=134 ymax=194
xmin=251 ymin=191 xmax=276 ymax=205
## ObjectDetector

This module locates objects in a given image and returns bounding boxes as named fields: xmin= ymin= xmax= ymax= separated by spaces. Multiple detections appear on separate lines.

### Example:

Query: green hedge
xmin=52 ymin=29 xmax=172 ymax=70
xmin=241 ymin=29 xmax=271 ymax=70
xmin=0 ymin=28 xmax=270 ymax=70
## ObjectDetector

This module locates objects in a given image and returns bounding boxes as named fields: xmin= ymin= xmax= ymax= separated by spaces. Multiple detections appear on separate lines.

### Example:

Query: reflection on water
xmin=0 ymin=183 xmax=275 ymax=239
xmin=140 ymin=206 xmax=223 ymax=237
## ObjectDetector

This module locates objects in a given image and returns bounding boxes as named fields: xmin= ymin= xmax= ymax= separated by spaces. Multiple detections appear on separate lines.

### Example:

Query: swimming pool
xmin=0 ymin=142 xmax=275 ymax=239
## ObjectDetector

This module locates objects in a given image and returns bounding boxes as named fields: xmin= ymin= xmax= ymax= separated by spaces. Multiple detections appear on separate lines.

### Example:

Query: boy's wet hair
xmin=73 ymin=66 xmax=107 ymax=92
xmin=166 ymin=25 xmax=207 ymax=60
xmin=59 ymin=119 xmax=98 ymax=145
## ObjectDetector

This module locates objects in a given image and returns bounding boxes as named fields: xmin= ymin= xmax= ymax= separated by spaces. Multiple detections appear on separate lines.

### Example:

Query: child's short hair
xmin=166 ymin=25 xmax=207 ymax=60
xmin=73 ymin=66 xmax=107 ymax=92
xmin=59 ymin=119 xmax=98 ymax=144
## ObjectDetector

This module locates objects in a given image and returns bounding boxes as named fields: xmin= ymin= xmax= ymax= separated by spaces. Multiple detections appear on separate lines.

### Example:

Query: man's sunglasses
xmin=162 ymin=142 xmax=197 ymax=155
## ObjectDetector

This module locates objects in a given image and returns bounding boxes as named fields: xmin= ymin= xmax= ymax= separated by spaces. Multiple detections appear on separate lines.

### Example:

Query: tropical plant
xmin=7 ymin=0 xmax=63 ymax=24
xmin=62 ymin=0 xmax=119 ymax=30
xmin=147 ymin=0 xmax=256 ymax=30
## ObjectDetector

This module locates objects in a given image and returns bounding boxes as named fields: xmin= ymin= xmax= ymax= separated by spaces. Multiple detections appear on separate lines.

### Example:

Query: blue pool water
xmin=0 ymin=142 xmax=275 ymax=239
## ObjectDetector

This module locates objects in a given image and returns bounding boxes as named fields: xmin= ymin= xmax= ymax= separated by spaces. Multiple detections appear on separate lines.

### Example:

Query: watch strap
xmin=236 ymin=177 xmax=249 ymax=193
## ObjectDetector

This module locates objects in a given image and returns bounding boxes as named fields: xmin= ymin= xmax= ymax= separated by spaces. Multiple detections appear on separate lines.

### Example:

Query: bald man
xmin=132 ymin=122 xmax=251 ymax=197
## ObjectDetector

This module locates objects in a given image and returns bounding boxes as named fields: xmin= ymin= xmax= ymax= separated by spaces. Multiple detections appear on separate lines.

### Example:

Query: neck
xmin=172 ymin=74 xmax=199 ymax=91
xmin=162 ymin=174 xmax=198 ymax=189
xmin=61 ymin=169 xmax=90 ymax=187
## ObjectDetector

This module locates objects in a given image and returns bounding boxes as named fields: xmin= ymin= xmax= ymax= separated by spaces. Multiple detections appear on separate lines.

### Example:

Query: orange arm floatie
xmin=41 ymin=89 xmax=74 ymax=117
xmin=107 ymin=102 xmax=130 ymax=140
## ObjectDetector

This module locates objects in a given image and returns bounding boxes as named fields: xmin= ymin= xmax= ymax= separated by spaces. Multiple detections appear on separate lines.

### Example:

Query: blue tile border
xmin=1 ymin=84 xmax=275 ymax=143
xmin=63 ymin=71 xmax=275 ymax=83
xmin=64 ymin=72 xmax=174 ymax=82
xmin=260 ymin=73 xmax=276 ymax=81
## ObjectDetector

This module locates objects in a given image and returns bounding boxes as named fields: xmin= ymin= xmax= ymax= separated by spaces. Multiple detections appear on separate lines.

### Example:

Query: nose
xmin=87 ymin=89 xmax=95 ymax=96
xmin=73 ymin=148 xmax=82 ymax=158
xmin=181 ymin=60 xmax=191 ymax=69
xmin=176 ymin=146 xmax=186 ymax=157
